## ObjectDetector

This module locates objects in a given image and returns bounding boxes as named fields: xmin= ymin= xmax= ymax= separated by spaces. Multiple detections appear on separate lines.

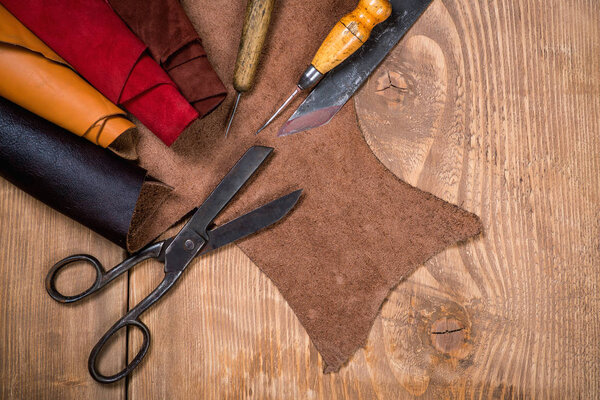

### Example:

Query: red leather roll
xmin=1 ymin=0 xmax=198 ymax=146
xmin=107 ymin=0 xmax=227 ymax=117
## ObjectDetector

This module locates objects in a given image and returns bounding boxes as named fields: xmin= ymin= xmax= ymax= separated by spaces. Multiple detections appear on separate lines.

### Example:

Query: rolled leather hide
xmin=1 ymin=0 xmax=198 ymax=146
xmin=0 ymin=5 xmax=136 ymax=156
xmin=107 ymin=0 xmax=227 ymax=117
xmin=0 ymin=97 xmax=172 ymax=251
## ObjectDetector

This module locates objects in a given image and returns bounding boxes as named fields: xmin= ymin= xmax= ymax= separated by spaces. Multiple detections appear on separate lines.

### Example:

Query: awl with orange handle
xmin=255 ymin=0 xmax=392 ymax=135
xmin=278 ymin=0 xmax=433 ymax=137
xmin=226 ymin=0 xmax=277 ymax=137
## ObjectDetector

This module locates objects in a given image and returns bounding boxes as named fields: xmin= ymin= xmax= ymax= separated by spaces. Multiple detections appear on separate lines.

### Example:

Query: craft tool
xmin=226 ymin=0 xmax=276 ymax=136
xmin=278 ymin=0 xmax=433 ymax=137
xmin=255 ymin=0 xmax=392 ymax=135
xmin=45 ymin=146 xmax=302 ymax=384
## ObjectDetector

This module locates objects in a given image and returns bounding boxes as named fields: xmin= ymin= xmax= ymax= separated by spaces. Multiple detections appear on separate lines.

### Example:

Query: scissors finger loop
xmin=45 ymin=254 xmax=105 ymax=303
xmin=88 ymin=317 xmax=150 ymax=384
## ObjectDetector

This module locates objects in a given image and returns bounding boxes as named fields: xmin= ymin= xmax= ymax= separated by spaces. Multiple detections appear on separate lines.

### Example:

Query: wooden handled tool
xmin=256 ymin=0 xmax=392 ymax=134
xmin=226 ymin=0 xmax=276 ymax=136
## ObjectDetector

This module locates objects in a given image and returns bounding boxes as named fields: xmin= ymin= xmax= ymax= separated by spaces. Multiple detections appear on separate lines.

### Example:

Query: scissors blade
xmin=186 ymin=146 xmax=273 ymax=235
xmin=202 ymin=189 xmax=302 ymax=253
xmin=164 ymin=146 xmax=273 ymax=273
xmin=162 ymin=189 xmax=301 ymax=271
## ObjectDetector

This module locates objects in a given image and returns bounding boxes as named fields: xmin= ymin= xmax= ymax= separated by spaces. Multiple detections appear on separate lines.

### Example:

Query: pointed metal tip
xmin=276 ymin=116 xmax=305 ymax=137
xmin=254 ymin=122 xmax=267 ymax=136
xmin=289 ymin=188 xmax=303 ymax=202
xmin=272 ymin=189 xmax=303 ymax=220
xmin=255 ymin=87 xmax=301 ymax=135
xmin=277 ymin=104 xmax=343 ymax=138
xmin=276 ymin=125 xmax=290 ymax=137
xmin=225 ymin=92 xmax=242 ymax=137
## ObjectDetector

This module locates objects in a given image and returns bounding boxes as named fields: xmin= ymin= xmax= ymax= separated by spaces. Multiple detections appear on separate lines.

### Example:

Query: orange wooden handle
xmin=311 ymin=0 xmax=391 ymax=74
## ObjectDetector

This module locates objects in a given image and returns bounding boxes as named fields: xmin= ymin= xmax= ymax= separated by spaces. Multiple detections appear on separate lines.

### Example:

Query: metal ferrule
xmin=297 ymin=65 xmax=324 ymax=90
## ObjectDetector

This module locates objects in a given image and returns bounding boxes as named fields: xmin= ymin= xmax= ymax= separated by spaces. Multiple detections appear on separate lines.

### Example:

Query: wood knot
xmin=430 ymin=317 xmax=466 ymax=355
xmin=375 ymin=70 xmax=409 ymax=103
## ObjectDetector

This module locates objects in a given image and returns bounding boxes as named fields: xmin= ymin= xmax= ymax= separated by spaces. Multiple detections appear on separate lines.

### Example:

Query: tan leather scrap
xmin=0 ymin=5 xmax=135 ymax=150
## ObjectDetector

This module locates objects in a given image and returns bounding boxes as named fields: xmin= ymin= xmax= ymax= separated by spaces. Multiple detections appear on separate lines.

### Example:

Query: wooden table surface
xmin=1 ymin=0 xmax=598 ymax=398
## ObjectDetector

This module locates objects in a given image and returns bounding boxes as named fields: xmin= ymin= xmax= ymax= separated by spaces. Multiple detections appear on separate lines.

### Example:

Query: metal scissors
xmin=44 ymin=146 xmax=301 ymax=384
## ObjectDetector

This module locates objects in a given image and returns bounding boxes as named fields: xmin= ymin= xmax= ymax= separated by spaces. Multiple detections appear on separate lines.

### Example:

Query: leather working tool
xmin=279 ymin=0 xmax=433 ymax=137
xmin=225 ymin=0 xmax=276 ymax=136
xmin=255 ymin=0 xmax=392 ymax=135
xmin=45 ymin=146 xmax=302 ymax=383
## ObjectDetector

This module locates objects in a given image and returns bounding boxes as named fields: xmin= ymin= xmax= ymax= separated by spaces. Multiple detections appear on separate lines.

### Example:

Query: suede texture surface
xmin=107 ymin=0 xmax=227 ymax=117
xmin=128 ymin=0 xmax=482 ymax=372
xmin=1 ymin=0 xmax=198 ymax=146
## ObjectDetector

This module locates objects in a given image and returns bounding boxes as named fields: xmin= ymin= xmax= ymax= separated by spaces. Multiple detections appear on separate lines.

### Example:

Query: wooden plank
xmin=128 ymin=243 xmax=390 ymax=399
xmin=0 ymin=179 xmax=127 ymax=399
xmin=1 ymin=0 xmax=597 ymax=397
xmin=128 ymin=0 xmax=600 ymax=398
xmin=355 ymin=0 xmax=600 ymax=397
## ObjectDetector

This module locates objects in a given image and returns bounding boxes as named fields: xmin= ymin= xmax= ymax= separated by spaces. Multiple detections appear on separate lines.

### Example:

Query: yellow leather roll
xmin=0 ymin=5 xmax=135 ymax=149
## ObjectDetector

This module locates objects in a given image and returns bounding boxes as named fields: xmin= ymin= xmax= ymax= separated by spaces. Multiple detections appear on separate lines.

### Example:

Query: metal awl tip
xmin=255 ymin=87 xmax=300 ymax=135
xmin=225 ymin=92 xmax=242 ymax=137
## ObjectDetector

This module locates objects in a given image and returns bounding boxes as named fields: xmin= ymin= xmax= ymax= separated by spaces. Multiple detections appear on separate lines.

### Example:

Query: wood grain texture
xmin=233 ymin=0 xmax=276 ymax=92
xmin=0 ymin=179 xmax=127 ymax=399
xmin=1 ymin=0 xmax=599 ymax=398
xmin=130 ymin=0 xmax=599 ymax=398
xmin=355 ymin=0 xmax=600 ymax=397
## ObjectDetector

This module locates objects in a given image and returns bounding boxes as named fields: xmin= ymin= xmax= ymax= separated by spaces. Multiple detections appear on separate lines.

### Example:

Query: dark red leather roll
xmin=107 ymin=0 xmax=227 ymax=117
xmin=0 ymin=0 xmax=198 ymax=146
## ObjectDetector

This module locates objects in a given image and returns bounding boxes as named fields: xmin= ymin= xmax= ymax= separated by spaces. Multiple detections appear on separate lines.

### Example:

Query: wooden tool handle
xmin=311 ymin=0 xmax=391 ymax=74
xmin=233 ymin=0 xmax=276 ymax=93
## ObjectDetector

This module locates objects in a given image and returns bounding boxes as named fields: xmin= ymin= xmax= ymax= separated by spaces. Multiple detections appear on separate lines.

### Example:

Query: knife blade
xmin=277 ymin=0 xmax=433 ymax=137
xmin=182 ymin=145 xmax=273 ymax=236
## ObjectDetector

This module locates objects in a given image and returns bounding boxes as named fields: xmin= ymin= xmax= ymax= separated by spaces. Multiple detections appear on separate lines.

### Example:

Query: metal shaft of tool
xmin=225 ymin=92 xmax=242 ymax=137
xmin=227 ymin=0 xmax=276 ymax=136
xmin=257 ymin=0 xmax=391 ymax=136
xmin=277 ymin=0 xmax=430 ymax=137
xmin=255 ymin=87 xmax=300 ymax=135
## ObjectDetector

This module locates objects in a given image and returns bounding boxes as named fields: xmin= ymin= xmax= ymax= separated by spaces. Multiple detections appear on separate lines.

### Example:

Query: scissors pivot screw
xmin=184 ymin=239 xmax=195 ymax=251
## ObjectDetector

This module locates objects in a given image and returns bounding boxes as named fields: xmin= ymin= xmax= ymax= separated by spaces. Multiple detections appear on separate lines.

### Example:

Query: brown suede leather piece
xmin=132 ymin=0 xmax=482 ymax=372
xmin=107 ymin=0 xmax=227 ymax=117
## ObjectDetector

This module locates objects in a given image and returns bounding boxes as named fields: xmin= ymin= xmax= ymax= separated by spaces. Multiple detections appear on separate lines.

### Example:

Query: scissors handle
xmin=89 ymin=312 xmax=150 ymax=383
xmin=46 ymin=240 xmax=188 ymax=383
xmin=45 ymin=242 xmax=165 ymax=303
xmin=87 ymin=271 xmax=182 ymax=383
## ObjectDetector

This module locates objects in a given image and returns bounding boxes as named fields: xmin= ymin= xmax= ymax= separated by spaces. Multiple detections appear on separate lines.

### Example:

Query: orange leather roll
xmin=0 ymin=5 xmax=135 ymax=149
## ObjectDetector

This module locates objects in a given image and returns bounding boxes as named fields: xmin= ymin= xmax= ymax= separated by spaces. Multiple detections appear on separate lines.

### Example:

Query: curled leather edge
xmin=0 ymin=96 xmax=172 ymax=252
xmin=127 ymin=177 xmax=173 ymax=252
xmin=106 ymin=0 xmax=227 ymax=117
xmin=107 ymin=126 xmax=139 ymax=161
xmin=163 ymin=40 xmax=227 ymax=117
xmin=0 ymin=5 xmax=138 ymax=158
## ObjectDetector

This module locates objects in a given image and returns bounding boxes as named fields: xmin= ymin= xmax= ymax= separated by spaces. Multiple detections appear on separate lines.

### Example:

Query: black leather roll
xmin=0 ymin=97 xmax=153 ymax=249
